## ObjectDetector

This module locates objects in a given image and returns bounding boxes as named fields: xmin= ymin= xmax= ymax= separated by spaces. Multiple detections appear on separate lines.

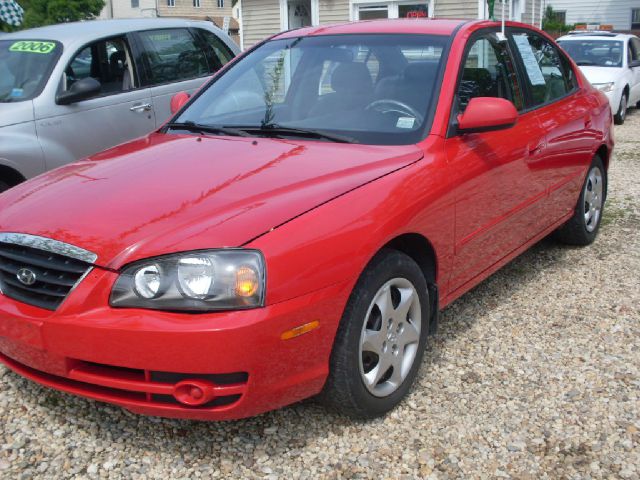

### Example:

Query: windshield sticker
xmin=512 ymin=35 xmax=546 ymax=86
xmin=9 ymin=41 xmax=57 ymax=54
xmin=396 ymin=117 xmax=416 ymax=129
xmin=9 ymin=88 xmax=24 ymax=98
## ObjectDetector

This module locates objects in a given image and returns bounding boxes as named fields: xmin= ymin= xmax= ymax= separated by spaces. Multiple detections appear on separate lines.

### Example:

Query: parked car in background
xmin=0 ymin=19 xmax=613 ymax=421
xmin=0 ymin=19 xmax=238 ymax=192
xmin=558 ymin=32 xmax=640 ymax=124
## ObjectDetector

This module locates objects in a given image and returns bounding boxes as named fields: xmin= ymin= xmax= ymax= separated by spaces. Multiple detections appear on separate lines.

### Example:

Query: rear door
xmin=445 ymin=30 xmax=547 ymax=293
xmin=509 ymin=29 xmax=595 ymax=226
xmin=34 ymin=35 xmax=155 ymax=170
xmin=628 ymin=37 xmax=640 ymax=104
xmin=133 ymin=28 xmax=234 ymax=126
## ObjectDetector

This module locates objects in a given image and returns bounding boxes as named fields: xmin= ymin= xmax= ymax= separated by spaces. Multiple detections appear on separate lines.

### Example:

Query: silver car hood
xmin=0 ymin=101 xmax=34 ymax=128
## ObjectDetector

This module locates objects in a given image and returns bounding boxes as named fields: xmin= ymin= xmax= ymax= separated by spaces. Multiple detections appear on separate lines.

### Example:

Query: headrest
xmin=331 ymin=62 xmax=372 ymax=94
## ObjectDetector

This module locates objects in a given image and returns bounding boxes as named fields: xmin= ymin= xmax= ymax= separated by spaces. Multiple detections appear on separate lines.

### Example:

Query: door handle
xmin=130 ymin=103 xmax=152 ymax=112
xmin=528 ymin=141 xmax=545 ymax=156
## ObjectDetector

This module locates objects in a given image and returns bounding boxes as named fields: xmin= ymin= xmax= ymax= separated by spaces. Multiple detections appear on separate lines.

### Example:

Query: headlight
xmin=110 ymin=249 xmax=265 ymax=311
xmin=593 ymin=82 xmax=615 ymax=93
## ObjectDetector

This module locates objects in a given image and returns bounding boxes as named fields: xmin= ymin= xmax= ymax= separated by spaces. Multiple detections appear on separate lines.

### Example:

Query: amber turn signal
xmin=281 ymin=321 xmax=320 ymax=340
xmin=235 ymin=266 xmax=259 ymax=297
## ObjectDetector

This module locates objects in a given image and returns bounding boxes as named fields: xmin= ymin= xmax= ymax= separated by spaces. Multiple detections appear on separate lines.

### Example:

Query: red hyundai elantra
xmin=0 ymin=19 xmax=613 ymax=420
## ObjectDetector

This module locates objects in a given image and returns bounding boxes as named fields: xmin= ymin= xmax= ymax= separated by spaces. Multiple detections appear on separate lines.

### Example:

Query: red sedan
xmin=0 ymin=19 xmax=613 ymax=420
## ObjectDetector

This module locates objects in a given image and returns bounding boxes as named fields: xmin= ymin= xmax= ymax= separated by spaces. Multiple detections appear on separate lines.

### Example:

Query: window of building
xmin=131 ymin=0 xmax=139 ymax=8
xmin=632 ymin=8 xmax=640 ymax=29
xmin=552 ymin=10 xmax=566 ymax=24
xmin=194 ymin=0 xmax=201 ymax=7
xmin=167 ymin=0 xmax=175 ymax=7
xmin=217 ymin=0 xmax=225 ymax=8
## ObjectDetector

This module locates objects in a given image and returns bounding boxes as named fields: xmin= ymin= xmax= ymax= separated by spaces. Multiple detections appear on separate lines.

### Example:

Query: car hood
xmin=0 ymin=133 xmax=423 ymax=269
xmin=0 ymin=100 xmax=34 ymax=128
xmin=578 ymin=66 xmax=624 ymax=85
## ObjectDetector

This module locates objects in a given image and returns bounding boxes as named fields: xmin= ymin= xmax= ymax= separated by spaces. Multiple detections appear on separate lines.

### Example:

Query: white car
xmin=558 ymin=32 xmax=640 ymax=124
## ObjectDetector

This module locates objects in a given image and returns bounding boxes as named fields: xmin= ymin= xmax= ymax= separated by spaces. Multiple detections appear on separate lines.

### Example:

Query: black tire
xmin=319 ymin=249 xmax=430 ymax=419
xmin=614 ymin=92 xmax=627 ymax=125
xmin=554 ymin=156 xmax=606 ymax=246
xmin=0 ymin=181 xmax=10 ymax=194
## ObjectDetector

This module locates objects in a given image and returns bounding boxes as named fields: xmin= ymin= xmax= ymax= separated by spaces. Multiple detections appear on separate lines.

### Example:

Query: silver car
xmin=0 ymin=19 xmax=239 ymax=192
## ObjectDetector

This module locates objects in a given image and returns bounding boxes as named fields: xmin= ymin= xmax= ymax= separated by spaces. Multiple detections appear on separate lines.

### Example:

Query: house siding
xmin=319 ymin=0 xmax=350 ymax=24
xmin=241 ymin=0 xmax=282 ymax=48
xmin=547 ymin=0 xmax=640 ymax=30
xmin=433 ymin=0 xmax=478 ymax=20
xmin=157 ymin=0 xmax=234 ymax=19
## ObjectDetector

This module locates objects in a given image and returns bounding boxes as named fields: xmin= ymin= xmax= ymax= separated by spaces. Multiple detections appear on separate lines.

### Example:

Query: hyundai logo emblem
xmin=16 ymin=268 xmax=37 ymax=286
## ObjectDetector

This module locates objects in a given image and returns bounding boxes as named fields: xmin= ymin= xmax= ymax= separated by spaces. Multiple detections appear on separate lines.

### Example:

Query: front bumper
xmin=0 ymin=267 xmax=351 ymax=420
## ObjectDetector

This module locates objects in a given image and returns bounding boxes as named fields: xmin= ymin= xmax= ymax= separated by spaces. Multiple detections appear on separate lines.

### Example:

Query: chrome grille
xmin=0 ymin=233 xmax=96 ymax=311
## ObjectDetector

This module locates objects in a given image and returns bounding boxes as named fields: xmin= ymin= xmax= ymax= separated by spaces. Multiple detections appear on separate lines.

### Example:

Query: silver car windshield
xmin=175 ymin=34 xmax=449 ymax=145
xmin=558 ymin=40 xmax=624 ymax=68
xmin=0 ymin=39 xmax=61 ymax=103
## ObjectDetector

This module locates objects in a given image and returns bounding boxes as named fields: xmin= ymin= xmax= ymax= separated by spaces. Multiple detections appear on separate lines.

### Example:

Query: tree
xmin=542 ymin=6 xmax=573 ymax=34
xmin=19 ymin=0 xmax=105 ymax=29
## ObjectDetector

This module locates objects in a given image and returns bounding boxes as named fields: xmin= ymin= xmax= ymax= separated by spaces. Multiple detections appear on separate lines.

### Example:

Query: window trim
xmin=58 ymin=34 xmax=142 ymax=102
xmin=507 ymin=27 xmax=580 ymax=114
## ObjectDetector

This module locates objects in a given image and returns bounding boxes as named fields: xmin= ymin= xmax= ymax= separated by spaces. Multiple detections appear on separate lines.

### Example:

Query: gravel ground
xmin=1 ymin=113 xmax=639 ymax=479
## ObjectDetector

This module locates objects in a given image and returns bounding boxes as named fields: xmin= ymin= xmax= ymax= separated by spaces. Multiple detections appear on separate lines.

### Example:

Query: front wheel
xmin=554 ymin=157 xmax=606 ymax=246
xmin=320 ymin=249 xmax=430 ymax=419
xmin=614 ymin=92 xmax=627 ymax=125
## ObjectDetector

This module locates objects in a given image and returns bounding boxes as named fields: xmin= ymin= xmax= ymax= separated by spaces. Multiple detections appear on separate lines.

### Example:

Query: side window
xmin=631 ymin=38 xmax=640 ymax=65
xmin=137 ymin=29 xmax=208 ymax=85
xmin=64 ymin=37 xmax=136 ymax=96
xmin=457 ymin=33 xmax=524 ymax=111
xmin=511 ymin=31 xmax=575 ymax=106
xmin=196 ymin=29 xmax=234 ymax=74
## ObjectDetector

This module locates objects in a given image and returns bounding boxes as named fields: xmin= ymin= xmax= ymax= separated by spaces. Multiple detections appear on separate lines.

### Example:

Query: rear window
xmin=558 ymin=39 xmax=624 ymax=68
xmin=0 ymin=39 xmax=61 ymax=102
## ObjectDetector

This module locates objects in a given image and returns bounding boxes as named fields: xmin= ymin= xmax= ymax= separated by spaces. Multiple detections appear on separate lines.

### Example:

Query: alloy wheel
xmin=584 ymin=166 xmax=603 ymax=233
xmin=358 ymin=278 xmax=421 ymax=397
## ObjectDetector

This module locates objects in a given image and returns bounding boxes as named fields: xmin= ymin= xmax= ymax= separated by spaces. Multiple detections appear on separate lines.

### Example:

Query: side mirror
xmin=457 ymin=97 xmax=518 ymax=134
xmin=170 ymin=91 xmax=191 ymax=114
xmin=56 ymin=77 xmax=101 ymax=105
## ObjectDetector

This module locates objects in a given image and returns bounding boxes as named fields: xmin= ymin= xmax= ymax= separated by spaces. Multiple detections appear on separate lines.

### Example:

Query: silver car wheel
xmin=358 ymin=278 xmax=421 ymax=398
xmin=584 ymin=166 xmax=603 ymax=233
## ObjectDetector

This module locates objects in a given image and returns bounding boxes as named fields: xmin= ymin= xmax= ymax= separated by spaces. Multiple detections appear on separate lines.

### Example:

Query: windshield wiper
xmin=232 ymin=123 xmax=357 ymax=144
xmin=165 ymin=121 xmax=252 ymax=138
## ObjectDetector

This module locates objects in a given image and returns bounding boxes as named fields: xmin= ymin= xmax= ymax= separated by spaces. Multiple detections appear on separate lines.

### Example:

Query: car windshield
xmin=0 ymin=39 xmax=61 ymax=102
xmin=558 ymin=39 xmax=624 ymax=68
xmin=174 ymin=34 xmax=449 ymax=145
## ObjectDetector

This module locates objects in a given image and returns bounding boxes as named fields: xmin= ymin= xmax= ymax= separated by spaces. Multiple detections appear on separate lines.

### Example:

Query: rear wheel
xmin=554 ymin=156 xmax=606 ymax=246
xmin=614 ymin=92 xmax=627 ymax=125
xmin=320 ymin=249 xmax=430 ymax=418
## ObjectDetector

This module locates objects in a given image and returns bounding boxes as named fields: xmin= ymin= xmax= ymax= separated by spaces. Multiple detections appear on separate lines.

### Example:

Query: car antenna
xmin=496 ymin=0 xmax=507 ymax=42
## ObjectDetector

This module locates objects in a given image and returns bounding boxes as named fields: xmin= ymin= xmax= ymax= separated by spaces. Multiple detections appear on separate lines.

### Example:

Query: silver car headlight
xmin=593 ymin=82 xmax=615 ymax=93
xmin=110 ymin=249 xmax=265 ymax=311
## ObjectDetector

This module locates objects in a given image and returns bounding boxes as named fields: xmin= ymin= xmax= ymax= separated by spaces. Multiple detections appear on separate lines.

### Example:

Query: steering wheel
xmin=365 ymin=99 xmax=424 ymax=125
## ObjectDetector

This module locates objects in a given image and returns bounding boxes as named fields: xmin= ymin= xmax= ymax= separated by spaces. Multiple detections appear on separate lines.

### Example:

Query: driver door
xmin=445 ymin=31 xmax=547 ymax=294
xmin=33 ymin=35 xmax=155 ymax=170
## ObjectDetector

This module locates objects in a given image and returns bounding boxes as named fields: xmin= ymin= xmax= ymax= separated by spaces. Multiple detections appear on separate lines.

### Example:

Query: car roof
xmin=558 ymin=32 xmax=634 ymax=41
xmin=1 ymin=18 xmax=221 ymax=46
xmin=275 ymin=18 xmax=470 ymax=39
